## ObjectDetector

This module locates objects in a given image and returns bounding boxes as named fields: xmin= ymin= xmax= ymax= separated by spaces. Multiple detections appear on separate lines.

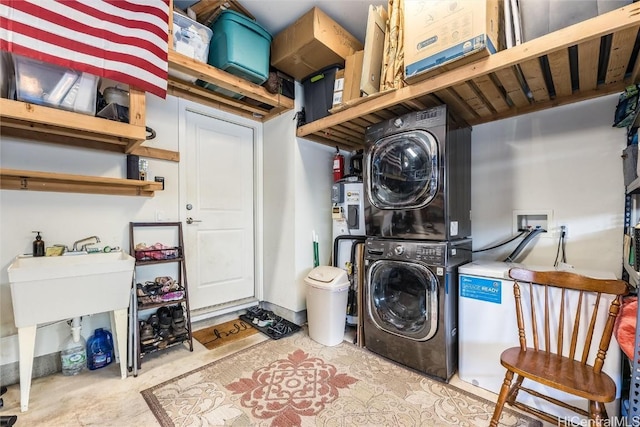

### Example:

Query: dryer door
xmin=367 ymin=259 xmax=438 ymax=341
xmin=367 ymin=130 xmax=438 ymax=209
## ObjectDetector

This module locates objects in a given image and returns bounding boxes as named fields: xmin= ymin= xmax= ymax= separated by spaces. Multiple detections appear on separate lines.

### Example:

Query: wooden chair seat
xmin=501 ymin=347 xmax=617 ymax=402
xmin=489 ymin=268 xmax=629 ymax=427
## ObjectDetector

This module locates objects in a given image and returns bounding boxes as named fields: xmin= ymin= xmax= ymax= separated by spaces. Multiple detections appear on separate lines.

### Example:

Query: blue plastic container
xmin=86 ymin=328 xmax=114 ymax=370
xmin=202 ymin=10 xmax=272 ymax=98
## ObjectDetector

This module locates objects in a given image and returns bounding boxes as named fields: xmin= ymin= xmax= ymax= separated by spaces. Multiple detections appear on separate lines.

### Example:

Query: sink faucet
xmin=72 ymin=236 xmax=101 ymax=252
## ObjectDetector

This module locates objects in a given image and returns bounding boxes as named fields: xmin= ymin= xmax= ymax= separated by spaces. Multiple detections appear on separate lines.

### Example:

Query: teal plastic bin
xmin=201 ymin=11 xmax=272 ymax=98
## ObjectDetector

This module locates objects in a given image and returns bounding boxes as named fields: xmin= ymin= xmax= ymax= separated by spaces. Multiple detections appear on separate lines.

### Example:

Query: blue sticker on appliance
xmin=459 ymin=275 xmax=501 ymax=304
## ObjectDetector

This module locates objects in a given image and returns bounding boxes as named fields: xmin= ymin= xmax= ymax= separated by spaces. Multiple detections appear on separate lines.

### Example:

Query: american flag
xmin=0 ymin=0 xmax=169 ymax=98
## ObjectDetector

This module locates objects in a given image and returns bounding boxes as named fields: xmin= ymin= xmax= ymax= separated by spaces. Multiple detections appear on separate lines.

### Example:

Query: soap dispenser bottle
xmin=32 ymin=231 xmax=45 ymax=257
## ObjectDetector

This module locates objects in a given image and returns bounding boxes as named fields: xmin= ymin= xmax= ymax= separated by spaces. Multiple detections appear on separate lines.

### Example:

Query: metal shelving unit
xmin=623 ymin=106 xmax=640 ymax=424
xmin=128 ymin=222 xmax=193 ymax=377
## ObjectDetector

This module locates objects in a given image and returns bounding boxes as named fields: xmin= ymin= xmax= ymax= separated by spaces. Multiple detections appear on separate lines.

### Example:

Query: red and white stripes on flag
xmin=0 ymin=0 xmax=169 ymax=98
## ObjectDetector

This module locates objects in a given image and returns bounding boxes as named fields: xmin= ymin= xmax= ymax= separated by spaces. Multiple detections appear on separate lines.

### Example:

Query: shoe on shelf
xmin=155 ymin=276 xmax=173 ymax=285
xmin=161 ymin=291 xmax=184 ymax=302
xmin=158 ymin=328 xmax=171 ymax=340
xmin=157 ymin=307 xmax=172 ymax=329
xmin=171 ymin=318 xmax=187 ymax=336
xmin=171 ymin=305 xmax=185 ymax=322
xmin=140 ymin=322 xmax=156 ymax=345
xmin=147 ymin=314 xmax=159 ymax=329
xmin=136 ymin=283 xmax=148 ymax=297
xmin=144 ymin=281 xmax=163 ymax=295
xmin=138 ymin=296 xmax=152 ymax=305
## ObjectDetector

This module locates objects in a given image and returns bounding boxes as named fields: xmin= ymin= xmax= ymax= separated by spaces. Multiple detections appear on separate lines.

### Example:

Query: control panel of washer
xmin=415 ymin=244 xmax=445 ymax=264
xmin=366 ymin=239 xmax=446 ymax=264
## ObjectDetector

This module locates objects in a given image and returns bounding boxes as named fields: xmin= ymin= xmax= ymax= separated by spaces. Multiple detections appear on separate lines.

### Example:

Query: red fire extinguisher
xmin=333 ymin=146 xmax=344 ymax=182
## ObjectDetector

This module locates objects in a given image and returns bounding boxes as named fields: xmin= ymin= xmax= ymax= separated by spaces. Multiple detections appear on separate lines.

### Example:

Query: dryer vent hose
xmin=503 ymin=228 xmax=546 ymax=263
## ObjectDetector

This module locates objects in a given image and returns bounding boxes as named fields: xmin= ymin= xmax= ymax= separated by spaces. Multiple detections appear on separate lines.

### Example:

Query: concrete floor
xmin=0 ymin=324 xmax=556 ymax=426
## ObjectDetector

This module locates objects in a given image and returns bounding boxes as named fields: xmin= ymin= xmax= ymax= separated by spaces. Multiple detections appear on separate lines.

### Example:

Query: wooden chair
xmin=489 ymin=268 xmax=629 ymax=427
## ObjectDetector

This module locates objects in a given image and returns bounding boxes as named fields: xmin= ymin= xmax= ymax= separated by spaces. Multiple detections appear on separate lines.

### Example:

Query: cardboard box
xmin=343 ymin=50 xmax=364 ymax=103
xmin=271 ymin=7 xmax=364 ymax=80
xmin=404 ymin=0 xmax=500 ymax=80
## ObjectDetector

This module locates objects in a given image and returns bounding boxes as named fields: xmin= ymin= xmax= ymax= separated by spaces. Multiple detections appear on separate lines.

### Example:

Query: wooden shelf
xmin=0 ymin=96 xmax=180 ymax=162
xmin=0 ymin=168 xmax=163 ymax=197
xmin=297 ymin=5 xmax=640 ymax=149
xmin=167 ymin=50 xmax=294 ymax=122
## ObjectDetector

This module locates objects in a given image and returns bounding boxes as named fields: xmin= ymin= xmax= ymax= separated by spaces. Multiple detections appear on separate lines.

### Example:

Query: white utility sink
xmin=8 ymin=250 xmax=134 ymax=327
xmin=7 ymin=250 xmax=135 ymax=411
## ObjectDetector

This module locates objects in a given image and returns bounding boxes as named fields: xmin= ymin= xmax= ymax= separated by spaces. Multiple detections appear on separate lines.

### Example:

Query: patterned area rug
xmin=142 ymin=332 xmax=541 ymax=427
xmin=192 ymin=318 xmax=258 ymax=351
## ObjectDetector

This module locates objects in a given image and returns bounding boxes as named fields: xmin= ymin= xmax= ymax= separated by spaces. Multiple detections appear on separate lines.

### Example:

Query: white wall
xmin=293 ymin=138 xmax=335 ymax=307
xmin=262 ymin=109 xmax=297 ymax=309
xmin=262 ymin=86 xmax=335 ymax=313
xmin=470 ymin=94 xmax=627 ymax=274
xmin=0 ymin=94 xmax=181 ymax=364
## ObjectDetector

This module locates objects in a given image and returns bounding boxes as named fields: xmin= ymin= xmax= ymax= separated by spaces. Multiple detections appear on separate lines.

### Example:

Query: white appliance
xmin=458 ymin=260 xmax=622 ymax=419
xmin=331 ymin=180 xmax=366 ymax=326
xmin=331 ymin=180 xmax=366 ymax=269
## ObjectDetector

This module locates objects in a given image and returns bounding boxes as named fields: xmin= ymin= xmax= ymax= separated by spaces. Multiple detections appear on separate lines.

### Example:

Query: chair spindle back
xmin=509 ymin=268 xmax=628 ymax=373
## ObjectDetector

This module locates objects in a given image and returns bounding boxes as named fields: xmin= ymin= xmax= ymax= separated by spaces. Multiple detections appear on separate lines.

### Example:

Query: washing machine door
xmin=367 ymin=259 xmax=438 ymax=341
xmin=367 ymin=130 xmax=438 ymax=209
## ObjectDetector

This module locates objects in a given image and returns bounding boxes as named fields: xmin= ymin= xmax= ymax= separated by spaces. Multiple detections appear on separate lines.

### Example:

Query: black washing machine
xmin=364 ymin=105 xmax=471 ymax=240
xmin=363 ymin=237 xmax=471 ymax=382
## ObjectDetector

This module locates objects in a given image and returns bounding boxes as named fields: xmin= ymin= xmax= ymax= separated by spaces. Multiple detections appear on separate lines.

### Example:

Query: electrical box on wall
xmin=513 ymin=210 xmax=553 ymax=237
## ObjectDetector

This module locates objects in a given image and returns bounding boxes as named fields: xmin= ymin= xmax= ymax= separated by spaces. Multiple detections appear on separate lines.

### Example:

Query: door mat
xmin=192 ymin=318 xmax=258 ymax=350
xmin=239 ymin=307 xmax=301 ymax=340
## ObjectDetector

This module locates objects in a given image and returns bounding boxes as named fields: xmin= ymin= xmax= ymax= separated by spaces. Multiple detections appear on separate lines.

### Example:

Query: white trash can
xmin=304 ymin=266 xmax=350 ymax=346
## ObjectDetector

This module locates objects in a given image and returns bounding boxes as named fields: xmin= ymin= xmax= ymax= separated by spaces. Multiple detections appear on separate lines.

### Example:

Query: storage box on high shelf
xmin=199 ymin=10 xmax=273 ymax=98
xmin=302 ymin=65 xmax=343 ymax=124
xmin=169 ymin=11 xmax=213 ymax=83
xmin=404 ymin=0 xmax=501 ymax=83
xmin=14 ymin=54 xmax=100 ymax=116
xmin=128 ymin=222 xmax=193 ymax=376
xmin=166 ymin=1 xmax=294 ymax=122
xmin=342 ymin=50 xmax=364 ymax=104
xmin=270 ymin=7 xmax=363 ymax=81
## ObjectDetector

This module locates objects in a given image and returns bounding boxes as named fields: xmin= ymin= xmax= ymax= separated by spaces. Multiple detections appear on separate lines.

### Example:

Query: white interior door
xmin=184 ymin=109 xmax=256 ymax=311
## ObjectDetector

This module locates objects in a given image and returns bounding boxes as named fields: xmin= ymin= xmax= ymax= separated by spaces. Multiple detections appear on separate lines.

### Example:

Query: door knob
xmin=186 ymin=217 xmax=202 ymax=224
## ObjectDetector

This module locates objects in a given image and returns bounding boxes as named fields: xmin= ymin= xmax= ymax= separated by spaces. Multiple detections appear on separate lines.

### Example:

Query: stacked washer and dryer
xmin=362 ymin=105 xmax=472 ymax=382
